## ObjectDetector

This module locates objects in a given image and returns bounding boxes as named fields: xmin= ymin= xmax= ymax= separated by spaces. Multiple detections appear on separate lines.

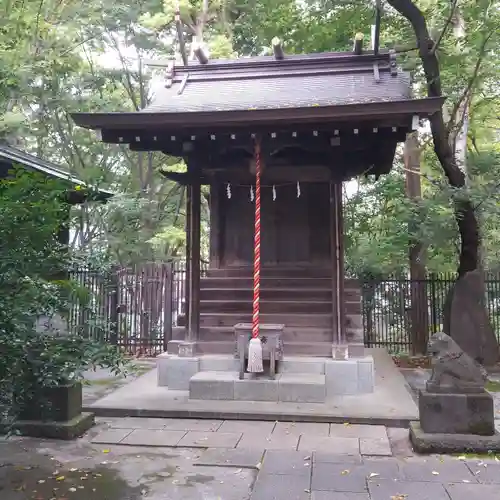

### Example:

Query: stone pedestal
xmin=157 ymin=352 xmax=199 ymax=390
xmin=419 ymin=389 xmax=495 ymax=436
xmin=410 ymin=388 xmax=500 ymax=454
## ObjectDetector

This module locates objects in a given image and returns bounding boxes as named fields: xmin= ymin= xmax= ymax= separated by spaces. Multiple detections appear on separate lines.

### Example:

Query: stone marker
xmin=410 ymin=332 xmax=500 ymax=453
xmin=443 ymin=270 xmax=499 ymax=366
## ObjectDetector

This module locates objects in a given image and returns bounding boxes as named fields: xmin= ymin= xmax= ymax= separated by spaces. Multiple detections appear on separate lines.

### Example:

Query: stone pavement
xmin=2 ymin=417 xmax=500 ymax=499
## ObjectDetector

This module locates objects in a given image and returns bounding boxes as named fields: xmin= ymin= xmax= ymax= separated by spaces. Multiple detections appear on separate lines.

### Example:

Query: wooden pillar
xmin=187 ymin=177 xmax=201 ymax=341
xmin=404 ymin=132 xmax=429 ymax=354
xmin=184 ymin=185 xmax=192 ymax=336
xmin=209 ymin=181 xmax=221 ymax=269
xmin=330 ymin=181 xmax=346 ymax=345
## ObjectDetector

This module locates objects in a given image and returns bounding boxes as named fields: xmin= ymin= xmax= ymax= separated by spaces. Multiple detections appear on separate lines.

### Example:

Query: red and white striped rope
xmin=252 ymin=141 xmax=262 ymax=339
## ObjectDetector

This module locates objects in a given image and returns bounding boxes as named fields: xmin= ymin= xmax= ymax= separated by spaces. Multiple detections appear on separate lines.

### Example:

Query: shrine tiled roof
xmin=144 ymin=51 xmax=412 ymax=114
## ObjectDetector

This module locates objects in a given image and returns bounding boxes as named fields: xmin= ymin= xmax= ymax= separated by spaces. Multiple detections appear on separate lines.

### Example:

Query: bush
xmin=0 ymin=169 xmax=127 ymax=424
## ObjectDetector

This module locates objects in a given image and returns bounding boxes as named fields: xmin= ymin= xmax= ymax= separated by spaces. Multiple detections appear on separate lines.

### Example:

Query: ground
xmin=2 ymin=417 xmax=500 ymax=499
xmin=2 ymin=363 xmax=500 ymax=499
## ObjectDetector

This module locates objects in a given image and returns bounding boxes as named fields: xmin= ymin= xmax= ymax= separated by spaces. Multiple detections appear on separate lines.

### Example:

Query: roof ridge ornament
xmin=389 ymin=49 xmax=398 ymax=76
xmin=193 ymin=42 xmax=209 ymax=64
xmin=272 ymin=37 xmax=285 ymax=60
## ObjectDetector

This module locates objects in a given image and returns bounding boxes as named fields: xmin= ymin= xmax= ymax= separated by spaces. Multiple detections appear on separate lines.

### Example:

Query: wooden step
xmin=200 ymin=299 xmax=361 ymax=315
xmin=200 ymin=312 xmax=333 ymax=328
xmin=200 ymin=277 xmax=360 ymax=290
xmin=197 ymin=326 xmax=333 ymax=343
xmin=200 ymin=287 xmax=334 ymax=301
xmin=206 ymin=267 xmax=332 ymax=278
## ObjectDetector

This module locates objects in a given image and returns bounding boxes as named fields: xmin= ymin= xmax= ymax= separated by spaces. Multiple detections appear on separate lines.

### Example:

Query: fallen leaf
xmin=69 ymin=468 xmax=77 ymax=472
xmin=304 ymin=489 xmax=311 ymax=493
xmin=458 ymin=456 xmax=466 ymax=461
xmin=462 ymin=480 xmax=471 ymax=483
xmin=37 ymin=480 xmax=46 ymax=484
xmin=343 ymin=422 xmax=351 ymax=427
xmin=68 ymin=487 xmax=77 ymax=492
xmin=341 ymin=470 xmax=350 ymax=475
xmin=368 ymin=473 xmax=379 ymax=478
xmin=303 ymin=456 xmax=311 ymax=461
xmin=102 ymin=449 xmax=110 ymax=454
xmin=255 ymin=462 xmax=261 ymax=470
xmin=100 ymin=461 xmax=108 ymax=465
xmin=431 ymin=471 xmax=439 ymax=476
xmin=234 ymin=469 xmax=242 ymax=474
xmin=78 ymin=486 xmax=84 ymax=489
xmin=390 ymin=495 xmax=408 ymax=500
xmin=56 ymin=476 xmax=65 ymax=481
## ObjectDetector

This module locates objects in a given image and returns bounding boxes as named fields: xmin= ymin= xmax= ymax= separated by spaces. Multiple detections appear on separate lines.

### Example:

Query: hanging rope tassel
xmin=247 ymin=140 xmax=264 ymax=373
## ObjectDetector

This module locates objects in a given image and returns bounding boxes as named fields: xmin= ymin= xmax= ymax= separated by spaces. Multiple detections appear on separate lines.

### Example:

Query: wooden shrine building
xmin=72 ymin=46 xmax=442 ymax=357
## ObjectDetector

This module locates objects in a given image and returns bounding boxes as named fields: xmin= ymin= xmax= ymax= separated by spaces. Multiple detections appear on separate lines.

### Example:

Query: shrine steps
xmin=180 ymin=268 xmax=364 ymax=356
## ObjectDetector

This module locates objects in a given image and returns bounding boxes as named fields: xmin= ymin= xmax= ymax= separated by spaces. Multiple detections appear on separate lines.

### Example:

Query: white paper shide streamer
xmin=297 ymin=181 xmax=301 ymax=198
xmin=226 ymin=183 xmax=232 ymax=199
xmin=272 ymin=185 xmax=276 ymax=201
xmin=250 ymin=185 xmax=254 ymax=202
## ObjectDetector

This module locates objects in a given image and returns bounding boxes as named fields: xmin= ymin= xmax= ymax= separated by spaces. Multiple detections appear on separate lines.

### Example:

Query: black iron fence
xmin=68 ymin=266 xmax=500 ymax=355
xmin=362 ymin=272 xmax=500 ymax=353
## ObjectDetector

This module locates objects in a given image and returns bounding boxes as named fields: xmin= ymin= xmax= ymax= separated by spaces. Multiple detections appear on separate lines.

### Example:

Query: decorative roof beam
xmin=272 ymin=37 xmax=285 ymax=60
xmin=175 ymin=7 xmax=188 ymax=66
xmin=193 ymin=43 xmax=209 ymax=64
xmin=353 ymin=33 xmax=364 ymax=55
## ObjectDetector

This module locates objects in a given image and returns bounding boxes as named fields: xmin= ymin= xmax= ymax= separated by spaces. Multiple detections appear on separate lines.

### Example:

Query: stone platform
xmin=83 ymin=349 xmax=418 ymax=426
xmin=158 ymin=353 xmax=375 ymax=403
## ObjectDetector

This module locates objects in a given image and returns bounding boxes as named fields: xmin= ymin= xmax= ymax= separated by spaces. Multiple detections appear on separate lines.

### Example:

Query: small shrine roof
xmin=71 ymin=50 xmax=443 ymax=133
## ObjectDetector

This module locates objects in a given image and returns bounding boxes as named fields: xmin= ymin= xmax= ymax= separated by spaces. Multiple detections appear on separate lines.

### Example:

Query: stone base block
xmin=234 ymin=376 xmax=280 ymax=402
xmin=1 ymin=412 xmax=95 ymax=440
xmin=419 ymin=390 xmax=495 ymax=435
xmin=279 ymin=357 xmax=325 ymax=375
xmin=325 ymin=356 xmax=375 ymax=397
xmin=199 ymin=355 xmax=239 ymax=372
xmin=157 ymin=353 xmax=199 ymax=390
xmin=410 ymin=421 xmax=500 ymax=454
xmin=190 ymin=371 xmax=236 ymax=400
xmin=278 ymin=373 xmax=325 ymax=403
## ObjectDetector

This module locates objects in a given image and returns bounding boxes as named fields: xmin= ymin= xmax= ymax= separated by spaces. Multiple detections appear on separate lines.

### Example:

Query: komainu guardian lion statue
xmin=427 ymin=332 xmax=488 ymax=393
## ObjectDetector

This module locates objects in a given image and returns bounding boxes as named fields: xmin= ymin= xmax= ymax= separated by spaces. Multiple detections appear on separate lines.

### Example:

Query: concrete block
xmin=157 ymin=354 xmax=199 ymax=390
xmin=325 ymin=357 xmax=375 ymax=397
xmin=189 ymin=371 xmax=235 ymax=400
xmin=278 ymin=373 xmax=325 ymax=403
xmin=234 ymin=376 xmax=280 ymax=402
xmin=325 ymin=359 xmax=359 ymax=396
xmin=199 ymin=354 xmax=239 ymax=372
xmin=357 ymin=357 xmax=375 ymax=394
xmin=419 ymin=390 xmax=495 ymax=435
xmin=279 ymin=357 xmax=325 ymax=374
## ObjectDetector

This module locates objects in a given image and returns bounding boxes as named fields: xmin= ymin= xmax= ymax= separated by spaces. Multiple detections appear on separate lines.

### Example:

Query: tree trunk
xmin=386 ymin=0 xmax=480 ymax=277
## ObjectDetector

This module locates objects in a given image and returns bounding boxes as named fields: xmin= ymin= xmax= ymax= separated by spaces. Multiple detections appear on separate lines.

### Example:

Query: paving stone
xmin=238 ymin=433 xmax=299 ymax=450
xmin=194 ymin=447 xmax=264 ymax=468
xmin=178 ymin=431 xmax=242 ymax=448
xmin=445 ymin=482 xmax=500 ymax=500
xmin=278 ymin=373 xmax=326 ymax=403
xmin=311 ymin=463 xmax=368 ymax=492
xmin=311 ymin=493 xmax=370 ymax=500
xmin=234 ymin=377 xmax=280 ymax=401
xmin=399 ymin=457 xmax=477 ymax=483
xmin=360 ymin=437 xmax=392 ymax=456
xmin=120 ymin=429 xmax=186 ymax=447
xmin=368 ymin=479 xmax=450 ymax=500
xmin=298 ymin=435 xmax=360 ymax=454
xmin=260 ymin=450 xmax=312 ymax=476
xmin=465 ymin=459 xmax=500 ymax=483
xmin=106 ymin=417 xmax=168 ymax=429
xmin=313 ymin=452 xmax=363 ymax=465
xmin=274 ymin=422 xmax=329 ymax=436
xmin=91 ymin=428 xmax=133 ymax=444
xmin=251 ymin=473 xmax=310 ymax=500
xmin=329 ymin=424 xmax=387 ymax=439
xmin=218 ymin=419 xmax=276 ymax=435
xmin=162 ymin=418 xmax=223 ymax=432
xmin=387 ymin=426 xmax=414 ymax=457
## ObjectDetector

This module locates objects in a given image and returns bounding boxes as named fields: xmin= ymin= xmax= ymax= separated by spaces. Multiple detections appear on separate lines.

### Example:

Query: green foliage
xmin=0 ymin=172 xmax=127 ymax=423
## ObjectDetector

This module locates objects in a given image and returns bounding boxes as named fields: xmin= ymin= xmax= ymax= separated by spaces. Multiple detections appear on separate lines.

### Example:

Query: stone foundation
xmin=156 ymin=352 xmax=374 ymax=403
